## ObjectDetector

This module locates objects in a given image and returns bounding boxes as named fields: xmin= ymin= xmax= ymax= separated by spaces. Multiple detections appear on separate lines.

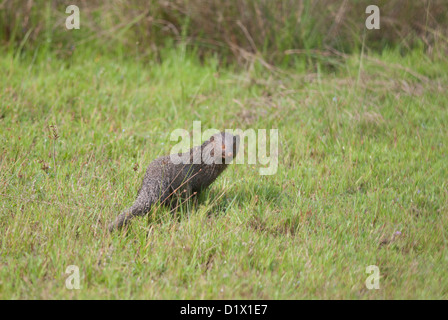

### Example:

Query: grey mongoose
xmin=108 ymin=132 xmax=240 ymax=231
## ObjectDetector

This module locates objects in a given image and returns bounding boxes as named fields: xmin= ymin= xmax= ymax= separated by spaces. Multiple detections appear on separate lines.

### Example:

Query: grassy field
xmin=0 ymin=44 xmax=447 ymax=299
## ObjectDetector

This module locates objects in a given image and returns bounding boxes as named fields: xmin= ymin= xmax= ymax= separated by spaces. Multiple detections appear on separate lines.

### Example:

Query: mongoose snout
xmin=211 ymin=132 xmax=240 ymax=162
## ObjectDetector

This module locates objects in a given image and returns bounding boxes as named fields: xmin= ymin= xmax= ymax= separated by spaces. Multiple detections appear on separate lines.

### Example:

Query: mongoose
xmin=108 ymin=132 xmax=240 ymax=232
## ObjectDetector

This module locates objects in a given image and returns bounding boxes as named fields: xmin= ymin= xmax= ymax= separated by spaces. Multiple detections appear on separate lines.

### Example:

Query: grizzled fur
xmin=109 ymin=132 xmax=239 ymax=232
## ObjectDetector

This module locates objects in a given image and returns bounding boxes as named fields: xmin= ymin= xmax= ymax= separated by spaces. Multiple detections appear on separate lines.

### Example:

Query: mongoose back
xmin=109 ymin=132 xmax=240 ymax=231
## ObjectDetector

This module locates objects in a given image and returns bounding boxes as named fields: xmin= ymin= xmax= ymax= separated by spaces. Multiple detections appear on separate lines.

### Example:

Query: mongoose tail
xmin=108 ymin=208 xmax=133 ymax=232
xmin=108 ymin=203 xmax=149 ymax=232
xmin=108 ymin=178 xmax=169 ymax=232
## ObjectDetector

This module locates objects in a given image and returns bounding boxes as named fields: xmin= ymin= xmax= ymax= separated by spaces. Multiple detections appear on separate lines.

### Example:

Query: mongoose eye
xmin=210 ymin=136 xmax=215 ymax=142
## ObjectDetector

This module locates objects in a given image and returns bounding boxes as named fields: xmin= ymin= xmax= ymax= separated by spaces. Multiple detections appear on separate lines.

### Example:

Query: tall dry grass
xmin=1 ymin=0 xmax=447 ymax=65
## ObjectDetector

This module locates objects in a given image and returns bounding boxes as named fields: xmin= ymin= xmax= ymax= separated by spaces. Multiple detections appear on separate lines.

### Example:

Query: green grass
xmin=0 ymin=45 xmax=447 ymax=299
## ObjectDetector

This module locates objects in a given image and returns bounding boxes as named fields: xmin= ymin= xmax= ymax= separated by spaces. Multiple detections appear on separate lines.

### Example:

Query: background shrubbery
xmin=1 ymin=0 xmax=448 ymax=65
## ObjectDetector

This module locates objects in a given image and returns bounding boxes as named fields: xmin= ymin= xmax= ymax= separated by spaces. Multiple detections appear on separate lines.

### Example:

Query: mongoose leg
xmin=168 ymin=183 xmax=192 ymax=210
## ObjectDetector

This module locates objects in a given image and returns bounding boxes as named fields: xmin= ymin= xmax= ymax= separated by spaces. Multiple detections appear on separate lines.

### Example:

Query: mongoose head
xmin=203 ymin=132 xmax=240 ymax=165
